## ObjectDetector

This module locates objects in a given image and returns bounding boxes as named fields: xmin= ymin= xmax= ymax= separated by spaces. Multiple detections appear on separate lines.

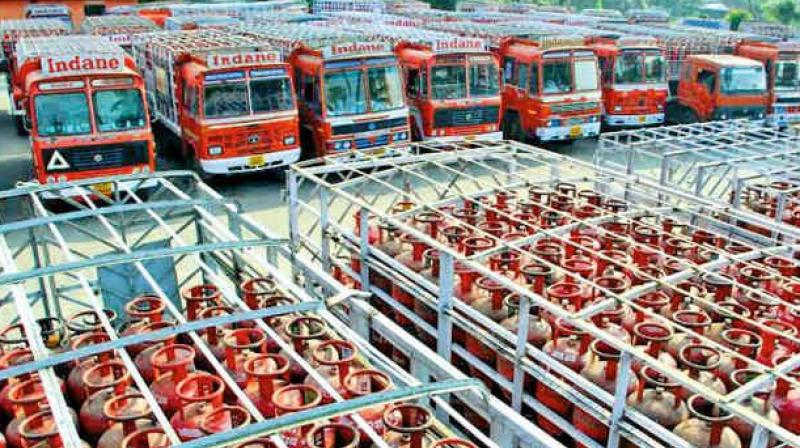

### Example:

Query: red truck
xmin=132 ymin=29 xmax=300 ymax=177
xmin=14 ymin=35 xmax=155 ymax=193
xmin=735 ymin=40 xmax=800 ymax=128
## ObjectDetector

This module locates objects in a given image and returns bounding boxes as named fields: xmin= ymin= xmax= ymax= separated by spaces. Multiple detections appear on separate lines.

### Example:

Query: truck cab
xmin=498 ymin=36 xmax=602 ymax=142
xmin=589 ymin=36 xmax=668 ymax=127
xmin=15 ymin=36 xmax=155 ymax=192
xmin=668 ymin=54 xmax=767 ymax=124
xmin=736 ymin=41 xmax=800 ymax=128
xmin=252 ymin=25 xmax=410 ymax=157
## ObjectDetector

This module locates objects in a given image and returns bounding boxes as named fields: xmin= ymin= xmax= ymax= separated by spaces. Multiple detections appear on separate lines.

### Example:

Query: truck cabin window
xmin=543 ymin=60 xmax=571 ymax=94
xmin=367 ymin=65 xmax=404 ymax=112
xmin=574 ymin=59 xmax=599 ymax=91
xmin=93 ymin=89 xmax=146 ymax=132
xmin=775 ymin=60 xmax=800 ymax=91
xmin=644 ymin=52 xmax=666 ymax=83
xmin=698 ymin=70 xmax=717 ymax=93
xmin=721 ymin=67 xmax=766 ymax=95
xmin=204 ymin=82 xmax=249 ymax=118
xmin=324 ymin=69 xmax=366 ymax=117
xmin=251 ymin=76 xmax=294 ymax=113
xmin=614 ymin=52 xmax=644 ymax=84
xmin=431 ymin=65 xmax=467 ymax=100
xmin=35 ymin=92 xmax=91 ymax=136
xmin=469 ymin=62 xmax=500 ymax=97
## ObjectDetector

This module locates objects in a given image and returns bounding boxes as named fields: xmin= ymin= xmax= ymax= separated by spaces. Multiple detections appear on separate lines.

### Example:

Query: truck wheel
xmin=15 ymin=116 xmax=28 ymax=136
xmin=502 ymin=113 xmax=522 ymax=142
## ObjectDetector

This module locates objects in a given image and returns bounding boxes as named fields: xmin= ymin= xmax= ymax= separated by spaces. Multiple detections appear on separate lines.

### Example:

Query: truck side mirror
xmin=23 ymin=116 xmax=31 ymax=132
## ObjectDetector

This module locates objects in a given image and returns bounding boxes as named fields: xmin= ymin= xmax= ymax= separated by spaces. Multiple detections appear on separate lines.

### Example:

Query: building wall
xmin=0 ymin=1 xmax=138 ymax=26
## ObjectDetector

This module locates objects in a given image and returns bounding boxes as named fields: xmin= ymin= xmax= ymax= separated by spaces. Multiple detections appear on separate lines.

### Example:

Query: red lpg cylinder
xmin=19 ymin=410 xmax=89 ymax=448
xmin=667 ymin=310 xmax=712 ymax=358
xmin=465 ymin=276 xmax=510 ymax=369
xmin=121 ymin=428 xmax=170 ymax=448
xmin=65 ymin=309 xmax=117 ymax=336
xmin=573 ymin=341 xmax=638 ymax=448
xmin=80 ymin=360 xmax=136 ymax=440
xmin=224 ymin=328 xmax=267 ymax=387
xmin=429 ymin=439 xmax=478 ymax=448
xmin=5 ymin=378 xmax=77 ymax=448
xmin=627 ymin=367 xmax=688 ymax=429
xmin=718 ymin=329 xmax=761 ymax=388
xmin=382 ymin=404 xmax=432 ymax=448
xmin=241 ymin=277 xmax=277 ymax=311
xmin=170 ymin=373 xmax=225 ymax=441
xmin=417 ymin=249 xmax=460 ymax=348
xmin=97 ymin=393 xmax=153 ymax=448
xmin=67 ymin=332 xmax=113 ymax=405
xmin=535 ymin=319 xmax=590 ymax=437
xmin=306 ymin=423 xmax=359 ymax=448
xmin=243 ymin=354 xmax=289 ymax=417
xmin=497 ymin=296 xmax=551 ymax=400
xmin=621 ymin=292 xmax=669 ymax=334
xmin=371 ymin=223 xmax=403 ymax=293
xmin=133 ymin=321 xmax=177 ymax=383
xmin=729 ymin=369 xmax=780 ymax=447
xmin=673 ymin=395 xmax=742 ymax=448
xmin=261 ymin=295 xmax=297 ymax=354
xmin=200 ymin=405 xmax=251 ymax=436
xmin=0 ymin=349 xmax=35 ymax=418
xmin=307 ymin=340 xmax=358 ymax=404
xmin=182 ymin=284 xmax=221 ymax=321
xmin=678 ymin=345 xmax=727 ymax=401
xmin=768 ymin=355 xmax=800 ymax=434
xmin=546 ymin=282 xmax=585 ymax=315
xmin=341 ymin=370 xmax=393 ymax=444
xmin=282 ymin=316 xmax=327 ymax=383
xmin=757 ymin=320 xmax=797 ymax=367
xmin=273 ymin=384 xmax=323 ymax=448
xmin=120 ymin=295 xmax=166 ymax=356
xmin=707 ymin=302 xmax=751 ymax=344
xmin=234 ymin=439 xmax=278 ymax=448
xmin=150 ymin=344 xmax=197 ymax=415
xmin=631 ymin=322 xmax=675 ymax=373
xmin=196 ymin=306 xmax=234 ymax=368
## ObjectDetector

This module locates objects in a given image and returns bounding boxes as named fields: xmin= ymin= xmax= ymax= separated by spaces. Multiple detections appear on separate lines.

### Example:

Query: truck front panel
xmin=602 ymin=49 xmax=668 ymax=127
xmin=770 ymin=57 xmax=800 ymax=128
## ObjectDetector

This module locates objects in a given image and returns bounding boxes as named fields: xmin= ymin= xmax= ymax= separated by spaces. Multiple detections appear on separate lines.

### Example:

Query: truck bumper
xmin=768 ymin=113 xmax=800 ymax=128
xmin=604 ymin=113 xmax=664 ymax=127
xmin=426 ymin=131 xmax=504 ymax=143
xmin=39 ymin=177 xmax=159 ymax=200
xmin=199 ymin=148 xmax=301 ymax=175
xmin=535 ymin=122 xmax=601 ymax=142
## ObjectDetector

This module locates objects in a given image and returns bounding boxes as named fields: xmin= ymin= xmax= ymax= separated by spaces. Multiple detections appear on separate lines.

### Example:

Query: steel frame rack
xmin=288 ymin=140 xmax=800 ymax=448
xmin=79 ymin=15 xmax=158 ymax=36
xmin=596 ymin=120 xmax=800 ymax=227
xmin=0 ymin=172 xmax=549 ymax=448
xmin=16 ymin=35 xmax=126 ymax=66
xmin=242 ymin=24 xmax=363 ymax=54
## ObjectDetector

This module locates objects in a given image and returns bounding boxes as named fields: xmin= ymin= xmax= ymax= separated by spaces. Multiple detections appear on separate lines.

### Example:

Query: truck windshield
xmin=720 ymin=67 xmax=766 ymax=95
xmin=543 ymin=60 xmax=571 ymax=94
xmin=367 ymin=65 xmax=404 ymax=112
xmin=204 ymin=82 xmax=249 ymax=119
xmin=93 ymin=89 xmax=146 ymax=132
xmin=325 ymin=69 xmax=367 ymax=117
xmin=775 ymin=60 xmax=800 ymax=91
xmin=469 ymin=63 xmax=500 ymax=97
xmin=431 ymin=65 xmax=467 ymax=100
xmin=35 ymin=92 xmax=91 ymax=137
xmin=251 ymin=77 xmax=294 ymax=113
xmin=615 ymin=52 xmax=666 ymax=84
xmin=644 ymin=53 xmax=666 ymax=82
xmin=574 ymin=59 xmax=599 ymax=91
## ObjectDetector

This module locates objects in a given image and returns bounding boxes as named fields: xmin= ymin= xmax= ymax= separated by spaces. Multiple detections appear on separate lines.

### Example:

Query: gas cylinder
xmin=573 ymin=341 xmax=638 ymax=447
xmin=273 ymin=384 xmax=323 ymax=448
xmin=497 ymin=296 xmax=550 ymax=400
xmin=67 ymin=331 xmax=113 ymax=405
xmin=243 ymin=354 xmax=289 ymax=417
xmin=0 ymin=349 xmax=35 ymax=418
xmin=631 ymin=322 xmax=675 ymax=373
xmin=182 ymin=284 xmax=221 ymax=321
xmin=395 ymin=234 xmax=429 ymax=273
xmin=224 ymin=328 xmax=267 ymax=387
xmin=341 ymin=369 xmax=393 ymax=445
xmin=382 ymin=404 xmax=432 ymax=448
xmin=417 ymin=249 xmax=460 ymax=348
xmin=150 ymin=344 xmax=197 ymax=415
xmin=452 ymin=262 xmax=480 ymax=347
xmin=621 ymin=292 xmax=669 ymax=333
xmin=678 ymin=344 xmax=727 ymax=401
xmin=756 ymin=320 xmax=797 ymax=367
xmin=718 ymin=329 xmax=761 ymax=388
xmin=728 ymin=369 xmax=780 ymax=447
xmin=707 ymin=303 xmax=751 ymax=344
xmin=282 ymin=316 xmax=327 ymax=383
xmin=768 ymin=356 xmax=800 ymax=434
xmin=121 ymin=427 xmax=169 ymax=448
xmin=235 ymin=439 xmax=278 ymax=448
xmin=196 ymin=306 xmax=234 ymax=369
xmin=200 ymin=405 xmax=251 ymax=436
xmin=241 ymin=277 xmax=277 ymax=310
xmin=626 ymin=367 xmax=688 ymax=429
xmin=429 ymin=438 xmax=478 ymax=448
xmin=307 ymin=340 xmax=360 ymax=405
xmin=763 ymin=255 xmax=797 ymax=277
xmin=120 ymin=295 xmax=167 ymax=356
xmin=18 ymin=410 xmax=90 ymax=448
xmin=132 ymin=321 xmax=177 ymax=383
xmin=464 ymin=276 xmax=509 ymax=376
xmin=261 ymin=295 xmax=297 ymax=353
xmin=65 ymin=309 xmax=116 ymax=336
xmin=673 ymin=395 xmax=742 ymax=448
xmin=97 ymin=393 xmax=153 ymax=448
xmin=170 ymin=373 xmax=225 ymax=441
xmin=5 ymin=378 xmax=77 ymax=448
xmin=80 ymin=360 xmax=136 ymax=440
xmin=306 ymin=423 xmax=359 ymax=448
xmin=668 ymin=310 xmax=712 ymax=358
xmin=535 ymin=318 xmax=590 ymax=437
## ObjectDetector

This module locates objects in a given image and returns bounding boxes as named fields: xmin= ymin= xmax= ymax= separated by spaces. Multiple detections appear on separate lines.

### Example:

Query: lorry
xmin=248 ymin=24 xmax=411 ymax=156
xmin=735 ymin=40 xmax=800 ymax=128
xmin=354 ymin=25 xmax=502 ymax=141
xmin=13 ymin=35 xmax=155 ymax=193
xmin=587 ymin=35 xmax=669 ymax=127
xmin=23 ymin=4 xmax=73 ymax=28
xmin=132 ymin=29 xmax=300 ymax=177
xmin=666 ymin=54 xmax=767 ymax=123
xmin=80 ymin=15 xmax=158 ymax=53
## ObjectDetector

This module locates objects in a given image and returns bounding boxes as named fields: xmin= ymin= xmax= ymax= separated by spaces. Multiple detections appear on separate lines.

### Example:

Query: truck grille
xmin=332 ymin=117 xmax=408 ymax=136
xmin=42 ymin=141 xmax=149 ymax=173
xmin=549 ymin=101 xmax=599 ymax=114
xmin=434 ymin=106 xmax=499 ymax=128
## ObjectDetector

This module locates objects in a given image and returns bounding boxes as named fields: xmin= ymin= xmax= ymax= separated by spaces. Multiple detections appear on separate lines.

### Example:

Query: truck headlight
xmin=284 ymin=136 xmax=296 ymax=146
xmin=208 ymin=145 xmax=223 ymax=156
xmin=614 ymin=106 xmax=622 ymax=112
xmin=757 ymin=112 xmax=765 ymax=119
xmin=57 ymin=175 xmax=67 ymax=183
xmin=46 ymin=176 xmax=56 ymax=184
xmin=395 ymin=132 xmax=407 ymax=141
xmin=142 ymin=166 xmax=150 ymax=174
xmin=719 ymin=114 xmax=727 ymax=120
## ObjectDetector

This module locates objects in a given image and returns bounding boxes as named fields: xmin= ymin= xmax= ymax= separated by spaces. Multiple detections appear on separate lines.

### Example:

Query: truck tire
xmin=502 ymin=111 xmax=523 ymax=142
xmin=15 ymin=116 xmax=28 ymax=136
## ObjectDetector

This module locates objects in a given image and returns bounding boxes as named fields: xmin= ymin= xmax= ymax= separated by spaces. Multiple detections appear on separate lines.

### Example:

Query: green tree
xmin=765 ymin=0 xmax=800 ymax=25
xmin=726 ymin=8 xmax=752 ymax=30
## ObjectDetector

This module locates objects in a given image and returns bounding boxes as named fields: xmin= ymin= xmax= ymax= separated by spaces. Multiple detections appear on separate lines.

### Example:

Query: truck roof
xmin=80 ymin=15 xmax=158 ymax=35
xmin=689 ymin=54 xmax=763 ymax=67
xmin=0 ymin=18 xmax=71 ymax=43
xmin=17 ymin=35 xmax=126 ymax=63
xmin=246 ymin=24 xmax=394 ymax=60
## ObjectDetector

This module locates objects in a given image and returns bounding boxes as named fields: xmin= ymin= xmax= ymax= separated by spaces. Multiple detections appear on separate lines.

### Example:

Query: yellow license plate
xmin=90 ymin=182 xmax=113 ymax=197
xmin=247 ymin=155 xmax=265 ymax=168
xmin=638 ymin=115 xmax=646 ymax=123
xmin=464 ymin=135 xmax=476 ymax=141
xmin=569 ymin=125 xmax=582 ymax=138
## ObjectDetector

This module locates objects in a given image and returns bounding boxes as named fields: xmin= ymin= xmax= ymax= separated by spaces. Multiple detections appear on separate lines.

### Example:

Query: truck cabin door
xmin=695 ymin=68 xmax=717 ymax=120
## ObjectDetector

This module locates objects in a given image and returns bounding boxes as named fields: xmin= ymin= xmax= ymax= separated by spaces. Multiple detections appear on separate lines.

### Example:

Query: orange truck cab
xmin=736 ymin=40 xmax=800 ymax=128
xmin=588 ymin=35 xmax=668 ymax=127
xmin=14 ymin=35 xmax=155 ymax=193
xmin=498 ymin=36 xmax=602 ymax=142
xmin=668 ymin=54 xmax=767 ymax=124
xmin=132 ymin=30 xmax=300 ymax=177
xmin=251 ymin=24 xmax=410 ymax=157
